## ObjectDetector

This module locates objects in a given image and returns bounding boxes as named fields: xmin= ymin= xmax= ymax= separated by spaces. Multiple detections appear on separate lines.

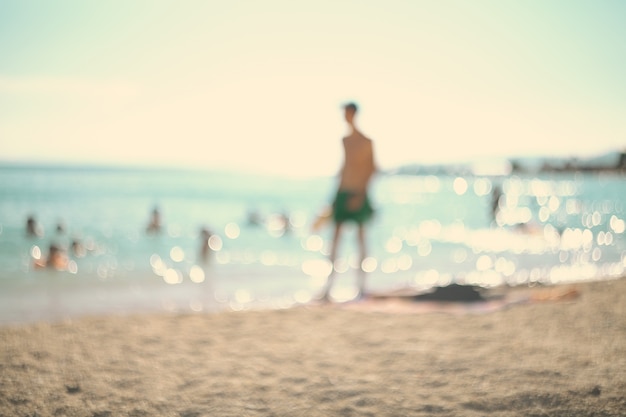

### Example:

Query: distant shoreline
xmin=2 ymin=149 xmax=625 ymax=178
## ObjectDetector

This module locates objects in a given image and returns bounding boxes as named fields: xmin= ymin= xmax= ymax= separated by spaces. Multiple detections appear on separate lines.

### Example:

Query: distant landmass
xmin=392 ymin=150 xmax=626 ymax=176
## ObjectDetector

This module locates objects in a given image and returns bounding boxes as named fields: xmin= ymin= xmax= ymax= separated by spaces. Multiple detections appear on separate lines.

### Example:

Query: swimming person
xmin=34 ymin=243 xmax=69 ymax=270
xmin=321 ymin=102 xmax=377 ymax=301
xmin=26 ymin=215 xmax=43 ymax=238
xmin=146 ymin=206 xmax=162 ymax=234
xmin=199 ymin=227 xmax=213 ymax=264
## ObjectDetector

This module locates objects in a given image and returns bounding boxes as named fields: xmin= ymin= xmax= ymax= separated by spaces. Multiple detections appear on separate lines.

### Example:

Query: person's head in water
xmin=343 ymin=102 xmax=358 ymax=125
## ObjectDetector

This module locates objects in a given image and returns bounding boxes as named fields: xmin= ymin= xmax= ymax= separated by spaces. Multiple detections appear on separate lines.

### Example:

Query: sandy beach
xmin=1 ymin=278 xmax=625 ymax=417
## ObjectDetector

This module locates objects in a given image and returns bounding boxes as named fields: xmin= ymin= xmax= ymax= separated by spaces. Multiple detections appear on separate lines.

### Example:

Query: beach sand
xmin=1 ymin=278 xmax=625 ymax=417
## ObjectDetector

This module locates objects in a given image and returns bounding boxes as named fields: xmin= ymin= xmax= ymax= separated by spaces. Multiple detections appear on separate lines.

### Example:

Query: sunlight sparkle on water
xmin=225 ymin=222 xmax=240 ymax=239
xmin=170 ymin=246 xmax=185 ymax=262
xmin=417 ymin=240 xmax=432 ymax=257
xmin=208 ymin=235 xmax=223 ymax=251
xmin=189 ymin=265 xmax=205 ymax=283
xmin=473 ymin=178 xmax=492 ymax=196
xmin=494 ymin=257 xmax=516 ymax=276
xmin=497 ymin=207 xmax=532 ymax=227
xmin=266 ymin=214 xmax=288 ymax=238
xmin=440 ymin=221 xmax=466 ymax=243
xmin=303 ymin=234 xmax=324 ymax=252
xmin=413 ymin=269 xmax=438 ymax=287
xmin=419 ymin=220 xmax=442 ymax=238
xmin=397 ymin=254 xmax=413 ymax=271
xmin=538 ymin=206 xmax=550 ymax=222
xmin=592 ymin=247 xmax=602 ymax=262
xmin=361 ymin=256 xmax=378 ymax=273
xmin=333 ymin=259 xmax=350 ymax=274
xmin=452 ymin=248 xmax=468 ymax=263
xmin=301 ymin=259 xmax=332 ymax=277
xmin=31 ymin=245 xmax=41 ymax=260
xmin=610 ymin=215 xmax=626 ymax=233
xmin=381 ymin=258 xmax=398 ymax=274
xmin=453 ymin=177 xmax=468 ymax=195
xmin=385 ymin=236 xmax=403 ymax=253
xmin=150 ymin=254 xmax=167 ymax=276
xmin=164 ymin=268 xmax=183 ymax=285
xmin=475 ymin=255 xmax=493 ymax=271
xmin=597 ymin=231 xmax=614 ymax=246
xmin=560 ymin=228 xmax=593 ymax=251
xmin=464 ymin=270 xmax=503 ymax=287
xmin=289 ymin=211 xmax=307 ymax=229
xmin=329 ymin=287 xmax=360 ymax=303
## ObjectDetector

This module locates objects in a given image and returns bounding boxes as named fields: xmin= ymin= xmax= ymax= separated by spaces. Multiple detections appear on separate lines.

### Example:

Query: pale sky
xmin=1 ymin=1 xmax=625 ymax=176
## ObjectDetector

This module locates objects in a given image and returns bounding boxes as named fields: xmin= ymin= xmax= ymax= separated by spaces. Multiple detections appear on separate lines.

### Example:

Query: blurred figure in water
xmin=491 ymin=184 xmax=503 ymax=226
xmin=246 ymin=208 xmax=263 ymax=227
xmin=26 ymin=215 xmax=43 ymax=238
xmin=71 ymin=238 xmax=86 ymax=258
xmin=146 ymin=206 xmax=162 ymax=234
xmin=279 ymin=211 xmax=291 ymax=234
xmin=56 ymin=219 xmax=66 ymax=235
xmin=320 ymin=102 xmax=377 ymax=301
xmin=618 ymin=149 xmax=626 ymax=170
xmin=199 ymin=227 xmax=213 ymax=263
xmin=34 ymin=243 xmax=69 ymax=270
xmin=266 ymin=211 xmax=291 ymax=237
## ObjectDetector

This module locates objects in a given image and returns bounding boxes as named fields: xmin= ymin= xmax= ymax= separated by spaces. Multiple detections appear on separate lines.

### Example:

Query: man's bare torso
xmin=339 ymin=131 xmax=375 ymax=192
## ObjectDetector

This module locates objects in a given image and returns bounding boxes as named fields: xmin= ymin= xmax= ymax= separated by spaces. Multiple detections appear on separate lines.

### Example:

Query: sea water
xmin=0 ymin=164 xmax=624 ymax=324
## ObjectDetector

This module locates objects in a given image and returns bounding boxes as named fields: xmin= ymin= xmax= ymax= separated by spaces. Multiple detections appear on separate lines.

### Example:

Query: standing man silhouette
xmin=321 ymin=102 xmax=377 ymax=300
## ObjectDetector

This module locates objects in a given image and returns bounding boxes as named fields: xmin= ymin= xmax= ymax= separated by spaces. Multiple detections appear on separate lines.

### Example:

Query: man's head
xmin=343 ymin=102 xmax=358 ymax=124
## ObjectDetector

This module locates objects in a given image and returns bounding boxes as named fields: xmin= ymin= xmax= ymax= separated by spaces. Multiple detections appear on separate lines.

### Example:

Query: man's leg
xmin=356 ymin=224 xmax=368 ymax=297
xmin=321 ymin=222 xmax=342 ymax=300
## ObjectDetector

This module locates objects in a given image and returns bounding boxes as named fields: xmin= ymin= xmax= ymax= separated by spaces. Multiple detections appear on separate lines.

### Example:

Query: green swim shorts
xmin=332 ymin=190 xmax=374 ymax=224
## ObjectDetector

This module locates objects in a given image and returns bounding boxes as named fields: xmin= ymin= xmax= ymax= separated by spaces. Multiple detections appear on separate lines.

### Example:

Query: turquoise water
xmin=0 ymin=164 xmax=624 ymax=324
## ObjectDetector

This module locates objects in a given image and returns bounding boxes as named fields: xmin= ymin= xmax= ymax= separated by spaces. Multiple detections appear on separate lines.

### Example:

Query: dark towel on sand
xmin=413 ymin=284 xmax=486 ymax=302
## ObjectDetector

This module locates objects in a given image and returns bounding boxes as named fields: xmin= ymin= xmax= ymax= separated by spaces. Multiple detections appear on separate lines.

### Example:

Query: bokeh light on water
xmin=358 ymin=172 xmax=625 ymax=296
